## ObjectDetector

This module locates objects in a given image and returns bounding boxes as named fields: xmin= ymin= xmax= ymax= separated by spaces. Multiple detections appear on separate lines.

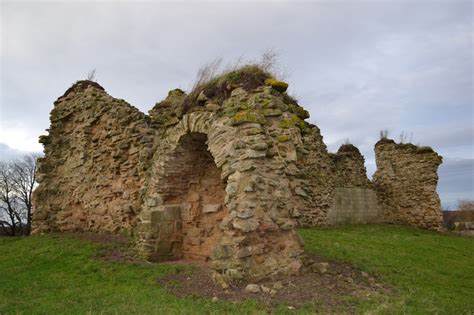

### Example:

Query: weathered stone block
xmin=203 ymin=204 xmax=221 ymax=213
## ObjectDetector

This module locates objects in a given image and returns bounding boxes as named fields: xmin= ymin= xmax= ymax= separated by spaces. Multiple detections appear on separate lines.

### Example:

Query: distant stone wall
xmin=330 ymin=144 xmax=372 ymax=189
xmin=328 ymin=188 xmax=383 ymax=225
xmin=32 ymin=81 xmax=156 ymax=234
xmin=373 ymin=139 xmax=444 ymax=230
xmin=327 ymin=144 xmax=382 ymax=225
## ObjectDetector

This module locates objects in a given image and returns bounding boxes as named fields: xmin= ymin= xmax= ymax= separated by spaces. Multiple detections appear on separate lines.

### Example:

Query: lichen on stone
xmin=230 ymin=110 xmax=266 ymax=126
xmin=262 ymin=108 xmax=283 ymax=116
xmin=288 ymin=104 xmax=310 ymax=119
xmin=264 ymin=79 xmax=289 ymax=92
xmin=277 ymin=134 xmax=290 ymax=142
xmin=168 ymin=88 xmax=185 ymax=97
xmin=279 ymin=114 xmax=305 ymax=130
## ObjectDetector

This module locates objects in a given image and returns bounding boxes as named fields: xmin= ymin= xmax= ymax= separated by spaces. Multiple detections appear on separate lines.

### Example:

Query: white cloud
xmin=0 ymin=123 xmax=43 ymax=153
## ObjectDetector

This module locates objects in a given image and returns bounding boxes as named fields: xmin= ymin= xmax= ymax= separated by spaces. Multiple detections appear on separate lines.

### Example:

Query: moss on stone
xmin=262 ymin=99 xmax=273 ymax=109
xmin=277 ymin=134 xmax=290 ymax=142
xmin=230 ymin=110 xmax=266 ymax=126
xmin=288 ymin=104 xmax=310 ymax=119
xmin=262 ymin=109 xmax=283 ymax=117
xmin=223 ymin=107 xmax=238 ymax=117
xmin=245 ymin=128 xmax=264 ymax=135
xmin=265 ymin=79 xmax=289 ymax=92
xmin=279 ymin=114 xmax=305 ymax=130
xmin=239 ymin=103 xmax=249 ymax=110
xmin=168 ymin=88 xmax=185 ymax=97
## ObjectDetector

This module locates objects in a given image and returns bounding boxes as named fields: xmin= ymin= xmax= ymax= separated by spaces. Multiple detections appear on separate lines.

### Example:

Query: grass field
xmin=1 ymin=225 xmax=473 ymax=314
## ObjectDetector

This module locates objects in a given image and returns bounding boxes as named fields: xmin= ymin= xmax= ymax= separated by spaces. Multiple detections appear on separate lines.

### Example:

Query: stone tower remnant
xmin=32 ymin=66 xmax=444 ymax=282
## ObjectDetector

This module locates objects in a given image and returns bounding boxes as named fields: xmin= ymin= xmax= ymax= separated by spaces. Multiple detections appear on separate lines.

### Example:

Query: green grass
xmin=300 ymin=224 xmax=474 ymax=314
xmin=0 ymin=225 xmax=472 ymax=314
xmin=0 ymin=235 xmax=262 ymax=314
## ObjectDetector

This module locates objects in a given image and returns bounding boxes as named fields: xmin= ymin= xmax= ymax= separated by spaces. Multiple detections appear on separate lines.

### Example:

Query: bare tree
xmin=0 ymin=154 xmax=39 ymax=236
xmin=0 ymin=162 xmax=22 ymax=236
xmin=12 ymin=154 xmax=39 ymax=234
xmin=457 ymin=199 xmax=474 ymax=211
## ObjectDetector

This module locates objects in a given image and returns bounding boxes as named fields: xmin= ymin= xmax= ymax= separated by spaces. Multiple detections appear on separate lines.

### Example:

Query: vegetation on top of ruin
xmin=376 ymin=130 xmax=435 ymax=154
xmin=375 ymin=138 xmax=396 ymax=146
xmin=375 ymin=137 xmax=435 ymax=154
xmin=182 ymin=52 xmax=296 ymax=112
xmin=183 ymin=64 xmax=274 ymax=111
xmin=337 ymin=143 xmax=361 ymax=154
xmin=59 ymin=80 xmax=105 ymax=101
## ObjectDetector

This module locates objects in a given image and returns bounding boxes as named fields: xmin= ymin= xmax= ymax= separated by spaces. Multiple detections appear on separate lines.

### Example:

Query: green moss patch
xmin=288 ymin=104 xmax=310 ymax=119
xmin=264 ymin=79 xmax=289 ymax=92
xmin=229 ymin=110 xmax=266 ymax=126
xmin=279 ymin=114 xmax=305 ymax=130
xmin=168 ymin=88 xmax=185 ymax=97
xmin=262 ymin=109 xmax=282 ymax=117
xmin=277 ymin=134 xmax=290 ymax=142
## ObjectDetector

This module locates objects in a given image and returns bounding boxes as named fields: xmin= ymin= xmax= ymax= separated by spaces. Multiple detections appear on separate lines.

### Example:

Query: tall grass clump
xmin=183 ymin=50 xmax=287 ymax=111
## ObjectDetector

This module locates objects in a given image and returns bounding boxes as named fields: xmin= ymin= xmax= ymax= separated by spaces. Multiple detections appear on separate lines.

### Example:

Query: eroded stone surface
xmin=373 ymin=139 xmax=444 ymax=230
xmin=327 ymin=144 xmax=383 ymax=225
xmin=33 ymin=81 xmax=156 ymax=234
xmin=33 ymin=73 xmax=444 ymax=283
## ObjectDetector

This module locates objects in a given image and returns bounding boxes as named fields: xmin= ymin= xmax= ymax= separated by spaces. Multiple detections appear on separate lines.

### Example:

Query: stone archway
xmin=147 ymin=132 xmax=228 ymax=262
xmin=137 ymin=130 xmax=228 ymax=261
xmin=136 ymin=111 xmax=305 ymax=280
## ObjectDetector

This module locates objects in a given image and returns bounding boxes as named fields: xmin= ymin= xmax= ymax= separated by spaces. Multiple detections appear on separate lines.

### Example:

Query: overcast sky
xmin=0 ymin=0 xmax=472 ymax=208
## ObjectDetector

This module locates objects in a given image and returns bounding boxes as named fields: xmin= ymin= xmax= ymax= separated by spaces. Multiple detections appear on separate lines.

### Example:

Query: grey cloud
xmin=438 ymin=158 xmax=474 ymax=209
xmin=1 ymin=0 xmax=472 ymax=205
xmin=0 ymin=143 xmax=41 ymax=161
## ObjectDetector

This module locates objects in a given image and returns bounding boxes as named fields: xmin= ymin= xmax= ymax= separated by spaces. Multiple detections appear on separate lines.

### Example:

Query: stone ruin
xmin=32 ymin=66 xmax=444 ymax=282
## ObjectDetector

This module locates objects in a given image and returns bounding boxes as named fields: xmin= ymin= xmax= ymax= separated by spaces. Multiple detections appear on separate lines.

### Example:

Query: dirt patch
xmin=157 ymin=253 xmax=391 ymax=312
xmin=64 ymin=232 xmax=138 ymax=263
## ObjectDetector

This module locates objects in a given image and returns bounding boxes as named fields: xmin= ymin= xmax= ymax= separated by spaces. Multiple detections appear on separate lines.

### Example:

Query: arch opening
xmin=156 ymin=132 xmax=228 ymax=262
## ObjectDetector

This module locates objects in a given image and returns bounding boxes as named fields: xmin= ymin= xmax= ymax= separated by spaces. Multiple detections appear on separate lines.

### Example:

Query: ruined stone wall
xmin=136 ymin=83 xmax=310 ymax=282
xmin=33 ymin=69 xmax=446 ymax=283
xmin=373 ymin=139 xmax=444 ymax=230
xmin=330 ymin=144 xmax=372 ymax=189
xmin=32 ymin=81 xmax=156 ymax=234
xmin=327 ymin=144 xmax=383 ymax=225
xmin=294 ymin=126 xmax=334 ymax=227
